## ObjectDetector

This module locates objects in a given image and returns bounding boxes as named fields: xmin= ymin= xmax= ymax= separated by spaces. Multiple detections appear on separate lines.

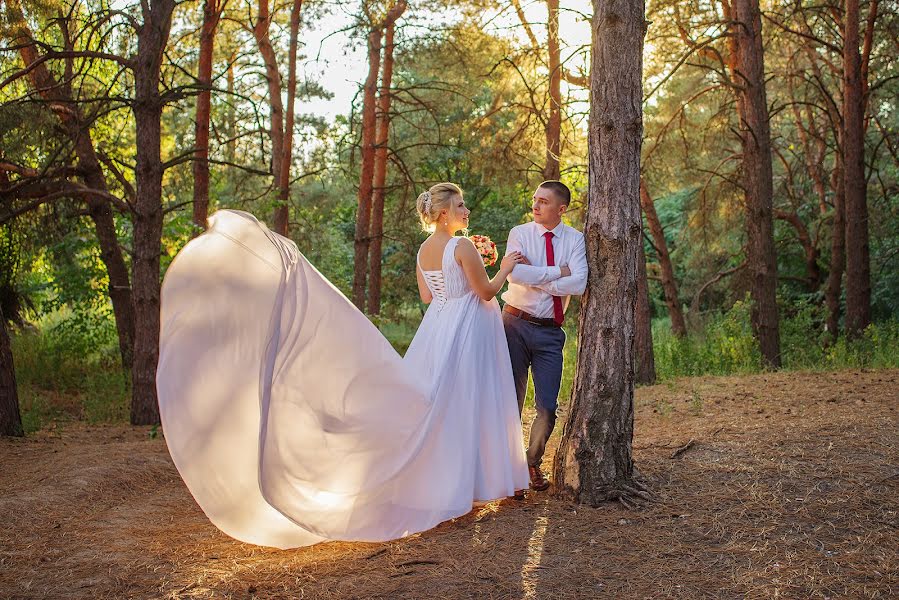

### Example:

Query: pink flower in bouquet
xmin=469 ymin=234 xmax=498 ymax=267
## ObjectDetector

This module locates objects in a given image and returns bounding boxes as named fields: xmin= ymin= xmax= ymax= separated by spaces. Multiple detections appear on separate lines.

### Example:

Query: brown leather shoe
xmin=528 ymin=466 xmax=550 ymax=491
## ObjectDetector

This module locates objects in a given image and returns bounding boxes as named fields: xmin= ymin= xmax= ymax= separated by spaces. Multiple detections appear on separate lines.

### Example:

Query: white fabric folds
xmin=157 ymin=210 xmax=528 ymax=549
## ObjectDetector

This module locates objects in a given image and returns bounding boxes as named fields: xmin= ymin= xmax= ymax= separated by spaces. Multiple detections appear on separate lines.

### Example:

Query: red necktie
xmin=543 ymin=231 xmax=564 ymax=326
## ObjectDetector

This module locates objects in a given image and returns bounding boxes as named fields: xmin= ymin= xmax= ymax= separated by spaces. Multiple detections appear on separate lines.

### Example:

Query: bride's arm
xmin=416 ymin=265 xmax=433 ymax=304
xmin=457 ymin=238 xmax=525 ymax=301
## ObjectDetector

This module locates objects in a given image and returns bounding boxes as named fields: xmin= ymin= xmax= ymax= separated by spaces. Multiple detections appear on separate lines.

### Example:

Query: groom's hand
xmin=560 ymin=265 xmax=571 ymax=277
xmin=520 ymin=255 xmax=531 ymax=265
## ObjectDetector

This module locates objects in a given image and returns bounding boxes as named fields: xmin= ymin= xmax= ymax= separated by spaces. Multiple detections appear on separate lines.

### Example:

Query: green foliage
xmin=653 ymin=300 xmax=899 ymax=381
xmin=654 ymin=299 xmax=763 ymax=379
xmin=12 ymin=296 xmax=899 ymax=434
xmin=813 ymin=323 xmax=899 ymax=371
xmin=12 ymin=310 xmax=128 ymax=433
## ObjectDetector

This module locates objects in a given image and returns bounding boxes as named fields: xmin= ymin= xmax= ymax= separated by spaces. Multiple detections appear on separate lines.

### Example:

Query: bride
xmin=157 ymin=182 xmax=530 ymax=549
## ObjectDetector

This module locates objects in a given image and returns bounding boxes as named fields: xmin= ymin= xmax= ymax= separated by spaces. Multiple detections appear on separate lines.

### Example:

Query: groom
xmin=502 ymin=181 xmax=587 ymax=491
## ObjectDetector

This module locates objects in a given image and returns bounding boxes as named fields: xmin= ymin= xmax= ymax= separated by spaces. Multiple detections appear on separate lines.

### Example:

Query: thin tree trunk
xmin=252 ymin=0 xmax=285 ymax=227
xmin=85 ymin=178 xmax=135 ymax=372
xmin=352 ymin=26 xmax=383 ymax=310
xmin=635 ymin=234 xmax=655 ymax=385
xmin=192 ymin=0 xmax=224 ymax=231
xmin=843 ymin=0 xmax=871 ymax=336
xmin=825 ymin=160 xmax=845 ymax=337
xmin=725 ymin=0 xmax=781 ymax=368
xmin=789 ymin=89 xmax=829 ymax=217
xmin=226 ymin=58 xmax=236 ymax=163
xmin=860 ymin=0 xmax=879 ymax=127
xmin=0 ymin=305 xmax=23 ymax=437
xmin=552 ymin=0 xmax=645 ymax=505
xmin=361 ymin=1 xmax=406 ymax=313
xmin=639 ymin=178 xmax=686 ymax=336
xmin=130 ymin=0 xmax=175 ymax=426
xmin=274 ymin=0 xmax=303 ymax=236
xmin=367 ymin=20 xmax=398 ymax=315
xmin=8 ymin=1 xmax=134 ymax=370
xmin=775 ymin=209 xmax=821 ymax=291
xmin=544 ymin=0 xmax=562 ymax=180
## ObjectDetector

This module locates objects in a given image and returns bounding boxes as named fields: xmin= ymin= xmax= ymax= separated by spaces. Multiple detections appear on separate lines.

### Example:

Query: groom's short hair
xmin=539 ymin=181 xmax=571 ymax=206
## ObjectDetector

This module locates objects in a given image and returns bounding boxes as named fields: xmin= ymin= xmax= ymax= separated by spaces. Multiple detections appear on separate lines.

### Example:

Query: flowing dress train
xmin=157 ymin=210 xmax=528 ymax=548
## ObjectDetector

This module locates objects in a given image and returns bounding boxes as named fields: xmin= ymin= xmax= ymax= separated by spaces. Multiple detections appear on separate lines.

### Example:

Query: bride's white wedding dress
xmin=157 ymin=210 xmax=529 ymax=549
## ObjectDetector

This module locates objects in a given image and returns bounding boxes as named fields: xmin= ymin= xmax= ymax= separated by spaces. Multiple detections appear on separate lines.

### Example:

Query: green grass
xmin=12 ymin=308 xmax=129 ymax=433
xmin=653 ymin=300 xmax=899 ymax=380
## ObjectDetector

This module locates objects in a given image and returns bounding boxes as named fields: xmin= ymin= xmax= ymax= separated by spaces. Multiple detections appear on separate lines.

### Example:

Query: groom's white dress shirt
xmin=501 ymin=221 xmax=588 ymax=319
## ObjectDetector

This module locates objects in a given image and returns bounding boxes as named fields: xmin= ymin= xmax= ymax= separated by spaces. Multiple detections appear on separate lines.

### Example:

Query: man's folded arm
xmin=505 ymin=228 xmax=562 ymax=285
xmin=536 ymin=234 xmax=588 ymax=296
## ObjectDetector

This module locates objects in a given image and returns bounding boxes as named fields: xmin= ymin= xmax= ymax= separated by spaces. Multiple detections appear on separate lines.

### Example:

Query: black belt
xmin=503 ymin=305 xmax=560 ymax=327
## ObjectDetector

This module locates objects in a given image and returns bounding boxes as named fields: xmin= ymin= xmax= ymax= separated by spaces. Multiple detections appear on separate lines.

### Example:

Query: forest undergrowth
xmin=11 ymin=302 xmax=899 ymax=433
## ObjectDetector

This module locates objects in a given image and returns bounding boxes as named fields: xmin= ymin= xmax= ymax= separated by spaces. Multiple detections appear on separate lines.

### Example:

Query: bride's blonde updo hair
xmin=416 ymin=182 xmax=463 ymax=231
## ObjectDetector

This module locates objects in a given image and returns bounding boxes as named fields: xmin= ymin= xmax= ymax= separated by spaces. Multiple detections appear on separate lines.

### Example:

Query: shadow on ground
xmin=1 ymin=369 xmax=897 ymax=598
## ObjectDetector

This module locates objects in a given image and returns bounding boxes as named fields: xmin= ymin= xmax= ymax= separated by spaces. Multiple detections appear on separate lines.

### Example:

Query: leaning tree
xmin=552 ymin=0 xmax=650 ymax=506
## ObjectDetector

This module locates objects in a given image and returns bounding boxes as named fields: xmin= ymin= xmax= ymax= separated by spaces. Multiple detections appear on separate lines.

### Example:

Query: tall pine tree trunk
xmin=192 ymin=0 xmax=224 ymax=231
xmin=274 ymin=0 xmax=303 ymax=236
xmin=552 ymin=0 xmax=645 ymax=505
xmin=725 ymin=0 xmax=781 ymax=368
xmin=8 ymin=1 xmax=135 ymax=370
xmin=639 ymin=178 xmax=686 ymax=336
xmin=252 ymin=0 xmax=285 ymax=231
xmin=0 ymin=306 xmax=23 ymax=437
xmin=635 ymin=235 xmax=655 ymax=385
xmin=130 ymin=0 xmax=175 ymax=426
xmin=543 ymin=0 xmax=562 ymax=180
xmin=367 ymin=19 xmax=399 ymax=315
xmin=842 ymin=0 xmax=871 ymax=335
xmin=825 ymin=159 xmax=845 ymax=337
xmin=352 ymin=26 xmax=383 ymax=309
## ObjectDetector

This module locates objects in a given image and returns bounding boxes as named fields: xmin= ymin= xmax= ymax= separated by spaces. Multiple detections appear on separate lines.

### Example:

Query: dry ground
xmin=1 ymin=369 xmax=897 ymax=599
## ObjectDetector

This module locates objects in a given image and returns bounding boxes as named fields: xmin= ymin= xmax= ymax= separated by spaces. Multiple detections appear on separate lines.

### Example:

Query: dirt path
xmin=1 ymin=369 xmax=897 ymax=599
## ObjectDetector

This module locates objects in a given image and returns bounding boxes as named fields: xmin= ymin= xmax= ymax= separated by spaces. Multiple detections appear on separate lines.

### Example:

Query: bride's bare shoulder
xmin=418 ymin=235 xmax=438 ymax=253
xmin=418 ymin=235 xmax=446 ymax=269
xmin=455 ymin=236 xmax=476 ymax=251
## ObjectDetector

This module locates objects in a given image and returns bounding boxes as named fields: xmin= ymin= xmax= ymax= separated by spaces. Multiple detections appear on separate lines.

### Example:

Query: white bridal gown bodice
xmin=157 ymin=210 xmax=528 ymax=549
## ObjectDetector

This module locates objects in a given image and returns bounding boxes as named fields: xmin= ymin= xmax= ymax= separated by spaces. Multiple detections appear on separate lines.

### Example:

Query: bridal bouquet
xmin=469 ymin=234 xmax=498 ymax=267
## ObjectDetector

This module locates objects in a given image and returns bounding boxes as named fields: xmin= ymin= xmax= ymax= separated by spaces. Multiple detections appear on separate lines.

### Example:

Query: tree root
xmin=616 ymin=469 xmax=660 ymax=509
xmin=621 ymin=483 xmax=655 ymax=502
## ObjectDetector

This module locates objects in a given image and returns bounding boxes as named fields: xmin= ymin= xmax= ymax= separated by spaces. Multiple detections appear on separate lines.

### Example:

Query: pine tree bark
xmin=842 ymin=0 xmax=871 ymax=336
xmin=352 ymin=26 xmax=383 ymax=310
xmin=543 ymin=0 xmax=562 ymax=180
xmin=7 ymin=1 xmax=135 ymax=370
xmin=130 ymin=0 xmax=175 ymax=426
xmin=192 ymin=0 xmax=224 ymax=231
xmin=635 ymin=234 xmax=655 ymax=385
xmin=552 ymin=0 xmax=645 ymax=504
xmin=252 ymin=0 xmax=285 ymax=232
xmin=724 ymin=0 xmax=781 ymax=368
xmin=274 ymin=0 xmax=303 ymax=236
xmin=366 ymin=19 xmax=400 ymax=315
xmin=639 ymin=179 xmax=686 ymax=336
xmin=825 ymin=160 xmax=845 ymax=337
xmin=0 ymin=306 xmax=23 ymax=437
